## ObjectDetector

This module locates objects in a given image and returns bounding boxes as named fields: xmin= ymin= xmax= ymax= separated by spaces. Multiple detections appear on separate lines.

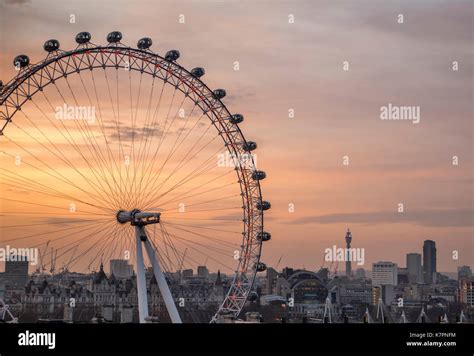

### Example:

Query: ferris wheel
xmin=0 ymin=31 xmax=271 ymax=323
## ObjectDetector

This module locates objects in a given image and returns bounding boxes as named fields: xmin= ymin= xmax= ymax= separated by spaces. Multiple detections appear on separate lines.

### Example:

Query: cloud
xmin=224 ymin=88 xmax=256 ymax=105
xmin=289 ymin=208 xmax=474 ymax=228
xmin=107 ymin=126 xmax=164 ymax=141
xmin=360 ymin=2 xmax=473 ymax=46
xmin=4 ymin=0 xmax=31 ymax=5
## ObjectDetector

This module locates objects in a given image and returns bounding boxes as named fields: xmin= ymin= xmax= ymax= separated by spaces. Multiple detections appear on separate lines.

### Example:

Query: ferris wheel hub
xmin=116 ymin=209 xmax=161 ymax=226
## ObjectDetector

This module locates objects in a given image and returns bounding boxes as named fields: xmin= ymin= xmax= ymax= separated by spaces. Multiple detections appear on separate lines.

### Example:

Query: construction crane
xmin=178 ymin=248 xmax=187 ymax=272
xmin=62 ymin=245 xmax=79 ymax=273
xmin=49 ymin=248 xmax=57 ymax=274
xmin=35 ymin=240 xmax=50 ymax=276
xmin=178 ymin=248 xmax=187 ymax=283
xmin=275 ymin=255 xmax=284 ymax=270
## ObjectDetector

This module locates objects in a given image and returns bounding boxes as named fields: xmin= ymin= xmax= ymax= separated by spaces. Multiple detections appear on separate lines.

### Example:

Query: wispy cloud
xmin=289 ymin=208 xmax=474 ymax=228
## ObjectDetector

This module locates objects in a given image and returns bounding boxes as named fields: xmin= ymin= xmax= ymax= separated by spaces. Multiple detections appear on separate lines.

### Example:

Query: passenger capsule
xmin=190 ymin=67 xmax=205 ymax=78
xmin=213 ymin=89 xmax=226 ymax=99
xmin=13 ymin=55 xmax=29 ymax=68
xmin=165 ymin=49 xmax=180 ymax=62
xmin=251 ymin=170 xmax=266 ymax=181
xmin=43 ymin=39 xmax=60 ymax=52
xmin=243 ymin=141 xmax=257 ymax=152
xmin=257 ymin=231 xmax=271 ymax=242
xmin=75 ymin=32 xmax=91 ymax=44
xmin=256 ymin=200 xmax=271 ymax=211
xmin=229 ymin=114 xmax=244 ymax=124
xmin=137 ymin=37 xmax=152 ymax=49
xmin=255 ymin=262 xmax=267 ymax=272
xmin=107 ymin=31 xmax=122 ymax=43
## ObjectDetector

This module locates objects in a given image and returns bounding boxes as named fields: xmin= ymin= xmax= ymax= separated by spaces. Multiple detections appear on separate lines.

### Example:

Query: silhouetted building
xmin=4 ymin=256 xmax=29 ymax=290
xmin=355 ymin=268 xmax=365 ymax=280
xmin=197 ymin=266 xmax=209 ymax=279
xmin=423 ymin=240 xmax=436 ymax=284
xmin=458 ymin=266 xmax=472 ymax=281
xmin=110 ymin=259 xmax=133 ymax=279
xmin=265 ymin=267 xmax=278 ymax=295
xmin=407 ymin=253 xmax=423 ymax=284
xmin=182 ymin=269 xmax=193 ymax=279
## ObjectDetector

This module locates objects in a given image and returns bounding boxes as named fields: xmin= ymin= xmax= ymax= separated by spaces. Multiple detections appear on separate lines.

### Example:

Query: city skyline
xmin=1 ymin=235 xmax=470 ymax=276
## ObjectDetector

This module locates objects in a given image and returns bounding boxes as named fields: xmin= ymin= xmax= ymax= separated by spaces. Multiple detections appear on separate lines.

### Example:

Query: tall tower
xmin=406 ymin=253 xmax=423 ymax=284
xmin=423 ymin=240 xmax=437 ymax=284
xmin=345 ymin=229 xmax=352 ymax=278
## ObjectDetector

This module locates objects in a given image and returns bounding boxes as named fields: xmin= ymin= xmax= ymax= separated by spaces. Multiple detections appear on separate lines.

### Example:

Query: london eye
xmin=0 ymin=31 xmax=271 ymax=323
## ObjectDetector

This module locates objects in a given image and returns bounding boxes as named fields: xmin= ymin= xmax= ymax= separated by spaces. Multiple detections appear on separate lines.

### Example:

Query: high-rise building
xmin=423 ymin=240 xmax=437 ymax=284
xmin=265 ymin=267 xmax=278 ymax=294
xmin=4 ymin=256 xmax=29 ymax=290
xmin=372 ymin=261 xmax=398 ymax=286
xmin=110 ymin=259 xmax=133 ymax=279
xmin=406 ymin=253 xmax=423 ymax=284
xmin=345 ymin=229 xmax=352 ymax=278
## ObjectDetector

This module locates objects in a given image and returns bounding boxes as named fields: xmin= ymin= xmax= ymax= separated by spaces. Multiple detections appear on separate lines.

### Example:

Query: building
xmin=197 ymin=266 xmax=209 ymax=279
xmin=371 ymin=286 xmax=381 ymax=305
xmin=345 ymin=229 xmax=352 ymax=278
xmin=423 ymin=240 xmax=437 ymax=284
xmin=371 ymin=284 xmax=395 ymax=305
xmin=354 ymin=268 xmax=366 ymax=280
xmin=182 ymin=269 xmax=193 ymax=279
xmin=372 ymin=262 xmax=398 ymax=286
xmin=110 ymin=259 xmax=133 ymax=279
xmin=406 ymin=253 xmax=423 ymax=284
xmin=458 ymin=266 xmax=472 ymax=281
xmin=459 ymin=280 xmax=474 ymax=307
xmin=333 ymin=283 xmax=371 ymax=305
xmin=4 ymin=256 xmax=29 ymax=290
xmin=265 ymin=267 xmax=278 ymax=295
xmin=397 ymin=268 xmax=409 ymax=285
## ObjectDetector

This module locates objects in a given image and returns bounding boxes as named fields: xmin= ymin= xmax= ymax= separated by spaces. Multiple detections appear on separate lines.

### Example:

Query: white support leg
xmin=135 ymin=228 xmax=149 ymax=323
xmin=141 ymin=227 xmax=182 ymax=324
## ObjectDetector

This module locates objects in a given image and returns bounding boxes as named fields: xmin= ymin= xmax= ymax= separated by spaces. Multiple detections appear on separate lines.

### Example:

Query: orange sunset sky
xmin=0 ymin=0 xmax=472 ymax=273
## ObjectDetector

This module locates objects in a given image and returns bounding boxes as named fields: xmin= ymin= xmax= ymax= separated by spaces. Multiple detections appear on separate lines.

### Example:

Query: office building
xmin=372 ymin=261 xmax=398 ymax=286
xmin=407 ymin=253 xmax=423 ymax=284
xmin=423 ymin=240 xmax=437 ymax=284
